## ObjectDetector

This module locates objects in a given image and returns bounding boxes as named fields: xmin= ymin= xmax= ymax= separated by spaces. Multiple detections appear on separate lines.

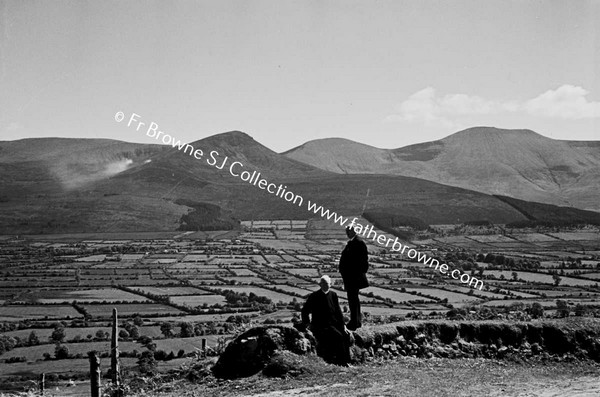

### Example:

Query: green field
xmin=0 ymin=305 xmax=81 ymax=321
xmin=169 ymin=295 xmax=227 ymax=307
xmin=362 ymin=287 xmax=435 ymax=304
xmin=486 ymin=271 xmax=600 ymax=286
xmin=83 ymin=304 xmax=183 ymax=317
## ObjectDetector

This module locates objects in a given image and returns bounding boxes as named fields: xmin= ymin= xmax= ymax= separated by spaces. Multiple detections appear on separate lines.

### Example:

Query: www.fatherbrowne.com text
xmin=116 ymin=111 xmax=484 ymax=290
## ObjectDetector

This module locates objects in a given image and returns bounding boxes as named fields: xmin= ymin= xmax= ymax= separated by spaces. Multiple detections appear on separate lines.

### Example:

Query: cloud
xmin=525 ymin=85 xmax=600 ymax=119
xmin=386 ymin=85 xmax=600 ymax=126
xmin=384 ymin=87 xmax=458 ymax=128
xmin=385 ymin=87 xmax=506 ymax=128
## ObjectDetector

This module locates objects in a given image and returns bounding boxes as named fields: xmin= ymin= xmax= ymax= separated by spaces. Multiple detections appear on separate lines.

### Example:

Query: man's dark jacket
xmin=301 ymin=289 xmax=345 ymax=330
xmin=339 ymin=236 xmax=369 ymax=290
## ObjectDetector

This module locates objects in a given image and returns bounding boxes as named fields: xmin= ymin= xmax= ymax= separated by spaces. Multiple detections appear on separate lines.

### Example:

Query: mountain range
xmin=0 ymin=127 xmax=598 ymax=234
xmin=284 ymin=127 xmax=600 ymax=212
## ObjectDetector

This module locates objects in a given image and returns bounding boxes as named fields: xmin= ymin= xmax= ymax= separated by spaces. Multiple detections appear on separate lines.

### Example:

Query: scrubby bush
xmin=542 ymin=325 xmax=572 ymax=354
xmin=459 ymin=323 xmax=479 ymax=342
xmin=137 ymin=350 xmax=157 ymax=375
xmin=528 ymin=302 xmax=544 ymax=319
xmin=439 ymin=323 xmax=459 ymax=344
xmin=54 ymin=344 xmax=70 ymax=360
xmin=50 ymin=325 xmax=66 ymax=343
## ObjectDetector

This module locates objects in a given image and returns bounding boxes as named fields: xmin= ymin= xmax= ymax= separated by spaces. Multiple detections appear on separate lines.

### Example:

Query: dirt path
xmin=170 ymin=358 xmax=600 ymax=397
xmin=246 ymin=375 xmax=600 ymax=397
xmin=492 ymin=376 xmax=600 ymax=397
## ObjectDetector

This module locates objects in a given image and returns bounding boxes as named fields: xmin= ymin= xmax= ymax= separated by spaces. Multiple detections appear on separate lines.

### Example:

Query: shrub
xmin=6 ymin=356 xmax=26 ymax=363
xmin=542 ymin=325 xmax=572 ymax=354
xmin=528 ymin=302 xmax=544 ymax=319
xmin=459 ymin=323 xmax=479 ymax=342
xmin=54 ymin=344 xmax=70 ymax=360
xmin=137 ymin=350 xmax=157 ymax=375
xmin=50 ymin=326 xmax=66 ymax=343
xmin=439 ymin=323 xmax=459 ymax=344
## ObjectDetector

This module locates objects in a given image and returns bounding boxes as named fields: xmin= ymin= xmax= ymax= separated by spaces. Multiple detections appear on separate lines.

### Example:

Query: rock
xmin=498 ymin=346 xmax=509 ymax=358
xmin=458 ymin=339 xmax=474 ymax=352
xmin=353 ymin=328 xmax=375 ymax=348
xmin=212 ymin=326 xmax=315 ymax=379
xmin=414 ymin=333 xmax=427 ymax=344
xmin=434 ymin=346 xmax=449 ymax=358
xmin=349 ymin=345 xmax=368 ymax=363
xmin=395 ymin=335 xmax=406 ymax=347
xmin=262 ymin=351 xmax=307 ymax=378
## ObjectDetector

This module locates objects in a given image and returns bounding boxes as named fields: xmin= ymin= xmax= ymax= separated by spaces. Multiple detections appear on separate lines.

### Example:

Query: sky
xmin=0 ymin=0 xmax=598 ymax=152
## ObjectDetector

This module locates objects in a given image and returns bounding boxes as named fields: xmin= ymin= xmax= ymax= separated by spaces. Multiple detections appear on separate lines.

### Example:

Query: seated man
xmin=299 ymin=275 xmax=351 ymax=365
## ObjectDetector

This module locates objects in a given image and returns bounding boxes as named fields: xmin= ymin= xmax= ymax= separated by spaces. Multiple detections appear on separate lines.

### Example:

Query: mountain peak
xmin=443 ymin=127 xmax=544 ymax=142
xmin=189 ymin=130 xmax=260 ymax=150
xmin=282 ymin=137 xmax=378 ymax=155
xmin=205 ymin=130 xmax=254 ymax=142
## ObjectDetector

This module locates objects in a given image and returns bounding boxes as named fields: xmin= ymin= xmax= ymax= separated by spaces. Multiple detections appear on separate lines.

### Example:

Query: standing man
xmin=339 ymin=226 xmax=369 ymax=330
xmin=300 ymin=275 xmax=351 ymax=365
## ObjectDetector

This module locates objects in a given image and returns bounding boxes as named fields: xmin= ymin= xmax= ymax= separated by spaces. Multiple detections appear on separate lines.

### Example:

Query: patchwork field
xmin=82 ymin=303 xmax=184 ymax=317
xmin=0 ymin=305 xmax=82 ymax=321
xmin=169 ymin=295 xmax=227 ymax=307
xmin=34 ymin=288 xmax=148 ymax=303
xmin=485 ymin=270 xmax=599 ymax=287
xmin=404 ymin=288 xmax=482 ymax=304
xmin=1 ymin=224 xmax=599 ymax=391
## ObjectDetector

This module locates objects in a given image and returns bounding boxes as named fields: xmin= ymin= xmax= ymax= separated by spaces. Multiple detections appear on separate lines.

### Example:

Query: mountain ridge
xmin=284 ymin=127 xmax=600 ymax=211
xmin=1 ymin=129 xmax=599 ymax=234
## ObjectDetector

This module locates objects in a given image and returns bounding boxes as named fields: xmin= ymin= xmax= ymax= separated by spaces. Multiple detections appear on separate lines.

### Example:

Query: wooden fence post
xmin=88 ymin=351 xmax=101 ymax=397
xmin=111 ymin=308 xmax=120 ymax=387
xmin=39 ymin=373 xmax=45 ymax=395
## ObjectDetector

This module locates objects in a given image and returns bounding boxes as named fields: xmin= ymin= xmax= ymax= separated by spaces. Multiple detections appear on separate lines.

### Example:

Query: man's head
xmin=346 ymin=226 xmax=357 ymax=239
xmin=319 ymin=275 xmax=332 ymax=292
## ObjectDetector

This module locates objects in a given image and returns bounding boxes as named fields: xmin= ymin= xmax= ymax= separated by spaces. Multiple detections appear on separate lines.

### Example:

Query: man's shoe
xmin=346 ymin=322 xmax=357 ymax=331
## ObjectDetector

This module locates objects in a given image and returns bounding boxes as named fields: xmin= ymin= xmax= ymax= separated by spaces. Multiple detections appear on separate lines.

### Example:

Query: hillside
xmin=283 ymin=127 xmax=600 ymax=211
xmin=1 ymin=131 xmax=599 ymax=234
xmin=0 ymin=138 xmax=166 ymax=193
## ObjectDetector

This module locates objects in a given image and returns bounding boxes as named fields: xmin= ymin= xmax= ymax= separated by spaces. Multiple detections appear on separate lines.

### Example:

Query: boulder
xmin=262 ymin=351 xmax=309 ymax=378
xmin=212 ymin=326 xmax=315 ymax=379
